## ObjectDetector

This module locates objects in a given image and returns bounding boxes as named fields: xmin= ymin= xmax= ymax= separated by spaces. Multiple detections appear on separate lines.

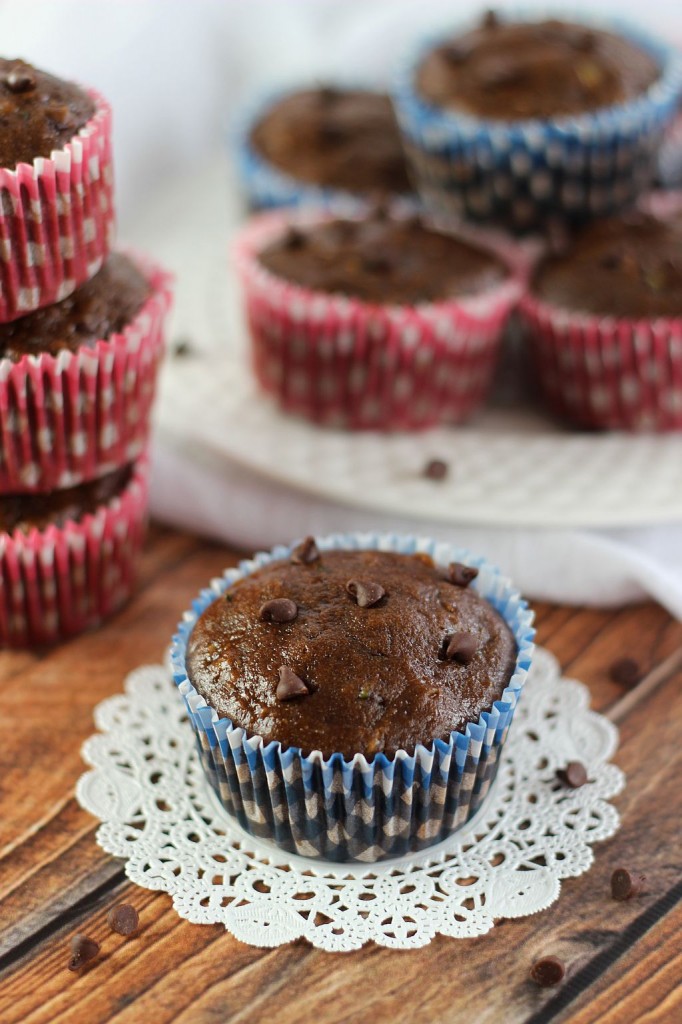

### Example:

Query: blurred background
xmin=0 ymin=0 xmax=679 ymax=233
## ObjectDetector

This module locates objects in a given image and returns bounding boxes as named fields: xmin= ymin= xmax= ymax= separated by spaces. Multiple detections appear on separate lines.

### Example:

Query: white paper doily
xmin=76 ymin=647 xmax=624 ymax=951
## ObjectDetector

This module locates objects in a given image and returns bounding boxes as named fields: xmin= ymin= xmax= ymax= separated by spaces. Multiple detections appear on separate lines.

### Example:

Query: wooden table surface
xmin=1 ymin=524 xmax=681 ymax=1024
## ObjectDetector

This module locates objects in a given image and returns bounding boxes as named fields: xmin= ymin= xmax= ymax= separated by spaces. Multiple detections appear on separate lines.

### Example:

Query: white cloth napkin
xmin=150 ymin=439 xmax=682 ymax=618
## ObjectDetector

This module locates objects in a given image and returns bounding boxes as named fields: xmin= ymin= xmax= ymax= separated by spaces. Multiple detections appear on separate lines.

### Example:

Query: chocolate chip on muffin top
xmin=534 ymin=212 xmax=682 ymax=319
xmin=257 ymin=212 xmax=506 ymax=305
xmin=251 ymin=86 xmax=411 ymax=195
xmin=416 ymin=15 xmax=660 ymax=120
xmin=185 ymin=549 xmax=517 ymax=759
xmin=0 ymin=254 xmax=151 ymax=361
xmin=0 ymin=58 xmax=95 ymax=169
xmin=0 ymin=464 xmax=134 ymax=534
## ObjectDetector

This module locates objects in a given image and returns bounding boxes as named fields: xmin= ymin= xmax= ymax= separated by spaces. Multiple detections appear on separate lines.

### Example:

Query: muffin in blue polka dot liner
xmin=234 ymin=83 xmax=414 ymax=212
xmin=391 ymin=11 xmax=682 ymax=232
xmin=171 ymin=533 xmax=535 ymax=863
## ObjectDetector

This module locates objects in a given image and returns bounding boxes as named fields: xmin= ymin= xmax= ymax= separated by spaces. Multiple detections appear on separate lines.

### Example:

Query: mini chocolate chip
xmin=6 ymin=65 xmax=36 ymax=93
xmin=482 ymin=9 xmax=499 ymax=30
xmin=318 ymin=121 xmax=346 ymax=144
xmin=172 ymin=338 xmax=194 ymax=357
xmin=346 ymin=579 xmax=386 ymax=608
xmin=609 ymin=657 xmax=642 ymax=688
xmin=68 ymin=934 xmax=100 ymax=972
xmin=442 ymin=41 xmax=471 ymax=65
xmin=599 ymin=251 xmax=621 ymax=271
xmin=611 ymin=868 xmax=646 ymax=901
xmin=284 ymin=226 xmax=306 ymax=250
xmin=276 ymin=666 xmax=310 ymax=701
xmin=291 ymin=536 xmax=320 ymax=565
xmin=443 ymin=632 xmax=477 ymax=665
xmin=260 ymin=598 xmax=298 ymax=624
xmin=317 ymin=85 xmax=340 ymax=104
xmin=423 ymin=458 xmax=448 ymax=481
xmin=362 ymin=253 xmax=391 ymax=273
xmin=556 ymin=761 xmax=588 ymax=788
xmin=529 ymin=956 xmax=565 ymax=988
xmin=107 ymin=904 xmax=139 ymax=936
xmin=575 ymin=31 xmax=596 ymax=53
xmin=448 ymin=562 xmax=479 ymax=588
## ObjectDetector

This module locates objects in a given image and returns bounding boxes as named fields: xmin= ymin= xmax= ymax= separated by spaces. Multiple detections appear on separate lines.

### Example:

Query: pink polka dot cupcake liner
xmin=233 ymin=209 xmax=523 ymax=430
xmin=0 ymin=87 xmax=116 ymax=324
xmin=0 ymin=457 xmax=149 ymax=648
xmin=519 ymin=191 xmax=682 ymax=432
xmin=0 ymin=251 xmax=173 ymax=492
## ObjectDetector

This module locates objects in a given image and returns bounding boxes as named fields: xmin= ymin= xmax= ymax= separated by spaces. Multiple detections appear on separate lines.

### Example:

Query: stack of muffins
xmin=233 ymin=10 xmax=682 ymax=432
xmin=0 ymin=58 xmax=172 ymax=647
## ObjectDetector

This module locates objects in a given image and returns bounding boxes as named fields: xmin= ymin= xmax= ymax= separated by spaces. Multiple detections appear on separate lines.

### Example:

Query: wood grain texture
xmin=0 ymin=528 xmax=681 ymax=1024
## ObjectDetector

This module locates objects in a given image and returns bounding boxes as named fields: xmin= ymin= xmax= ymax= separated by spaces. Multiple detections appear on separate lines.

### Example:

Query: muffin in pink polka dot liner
xmin=0 ymin=250 xmax=173 ymax=492
xmin=233 ymin=206 xmax=524 ymax=431
xmin=0 ymin=457 xmax=149 ymax=648
xmin=519 ymin=193 xmax=682 ymax=432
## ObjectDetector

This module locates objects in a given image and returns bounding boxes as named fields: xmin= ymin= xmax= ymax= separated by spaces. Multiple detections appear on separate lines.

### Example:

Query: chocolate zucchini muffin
xmin=417 ymin=16 xmax=660 ymax=120
xmin=533 ymin=212 xmax=682 ymax=319
xmin=0 ymin=464 xmax=133 ymax=533
xmin=185 ymin=546 xmax=517 ymax=759
xmin=0 ymin=58 xmax=95 ymax=168
xmin=250 ymin=86 xmax=410 ymax=196
xmin=257 ymin=211 xmax=506 ymax=305
xmin=0 ymin=254 xmax=151 ymax=360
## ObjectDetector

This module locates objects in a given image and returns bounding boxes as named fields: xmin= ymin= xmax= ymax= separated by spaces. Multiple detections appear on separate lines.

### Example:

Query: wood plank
xmin=0 ymin=531 xmax=238 ymax=953
xmin=1 ymin=608 xmax=680 ymax=1024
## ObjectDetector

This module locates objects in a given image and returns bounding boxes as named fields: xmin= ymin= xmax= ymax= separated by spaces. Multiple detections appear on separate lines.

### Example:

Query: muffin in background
xmin=233 ymin=205 xmax=522 ymax=430
xmin=0 ymin=251 xmax=173 ymax=492
xmin=172 ymin=533 xmax=534 ymax=861
xmin=519 ymin=201 xmax=682 ymax=431
xmin=236 ymin=85 xmax=412 ymax=210
xmin=0 ymin=58 xmax=115 ymax=321
xmin=0 ymin=458 xmax=149 ymax=647
xmin=392 ymin=12 xmax=682 ymax=231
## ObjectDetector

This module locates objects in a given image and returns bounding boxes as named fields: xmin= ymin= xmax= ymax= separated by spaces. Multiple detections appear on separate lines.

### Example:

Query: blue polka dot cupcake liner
xmin=391 ymin=12 xmax=682 ymax=232
xmin=171 ymin=533 xmax=535 ymax=863
xmin=232 ymin=84 xmax=414 ymax=213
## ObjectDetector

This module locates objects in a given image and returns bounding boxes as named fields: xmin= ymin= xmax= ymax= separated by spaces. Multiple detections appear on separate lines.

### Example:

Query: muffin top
xmin=0 ymin=58 xmax=95 ymax=169
xmin=0 ymin=464 xmax=133 ymax=534
xmin=0 ymin=254 xmax=151 ymax=361
xmin=250 ymin=86 xmax=411 ymax=195
xmin=534 ymin=212 xmax=682 ymax=319
xmin=185 ymin=546 xmax=517 ymax=759
xmin=257 ymin=211 xmax=506 ymax=305
xmin=416 ymin=14 xmax=660 ymax=120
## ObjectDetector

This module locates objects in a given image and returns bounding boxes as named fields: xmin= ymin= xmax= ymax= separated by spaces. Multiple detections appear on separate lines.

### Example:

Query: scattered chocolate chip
xmin=442 ymin=41 xmax=471 ymax=65
xmin=68 ymin=934 xmax=100 ymax=972
xmin=598 ymin=251 xmax=621 ymax=271
xmin=575 ymin=31 xmax=596 ymax=53
xmin=6 ymin=65 xmax=36 ymax=93
xmin=423 ymin=458 xmax=448 ymax=481
xmin=362 ymin=253 xmax=391 ymax=273
xmin=317 ymin=85 xmax=340 ymax=104
xmin=442 ymin=632 xmax=477 ymax=665
xmin=447 ymin=562 xmax=479 ymax=588
xmin=260 ymin=598 xmax=298 ymax=624
xmin=318 ymin=121 xmax=346 ymax=144
xmin=107 ymin=904 xmax=139 ymax=936
xmin=608 ymin=657 xmax=642 ymax=687
xmin=291 ymin=536 xmax=320 ymax=565
xmin=172 ymin=338 xmax=194 ymax=357
xmin=284 ymin=227 xmax=306 ymax=250
xmin=482 ymin=9 xmax=499 ymax=30
xmin=276 ymin=666 xmax=310 ymax=701
xmin=611 ymin=867 xmax=646 ymax=901
xmin=346 ymin=579 xmax=386 ymax=608
xmin=529 ymin=956 xmax=565 ymax=988
xmin=556 ymin=761 xmax=588 ymax=789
